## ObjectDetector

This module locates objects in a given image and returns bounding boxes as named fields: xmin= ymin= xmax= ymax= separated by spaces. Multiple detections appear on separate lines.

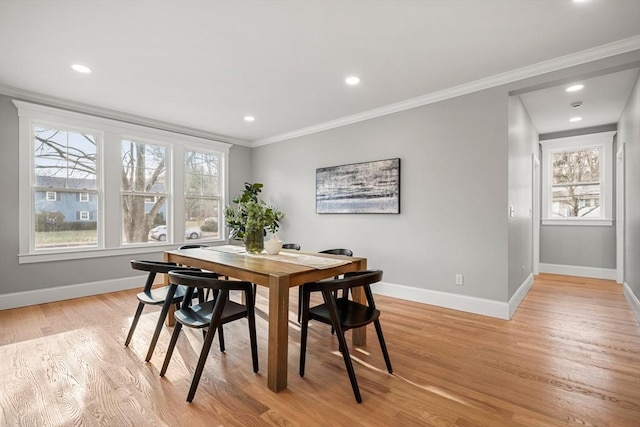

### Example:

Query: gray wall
xmin=540 ymin=226 xmax=616 ymax=268
xmin=618 ymin=72 xmax=640 ymax=300
xmin=252 ymin=87 xmax=511 ymax=302
xmin=507 ymin=96 xmax=537 ymax=298
xmin=0 ymin=95 xmax=252 ymax=295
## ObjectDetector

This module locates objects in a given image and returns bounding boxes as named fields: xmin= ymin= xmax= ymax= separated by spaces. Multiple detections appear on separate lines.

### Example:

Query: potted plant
xmin=224 ymin=182 xmax=284 ymax=253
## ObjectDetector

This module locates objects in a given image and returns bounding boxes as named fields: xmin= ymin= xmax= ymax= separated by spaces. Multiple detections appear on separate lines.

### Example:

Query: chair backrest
xmin=178 ymin=244 xmax=208 ymax=250
xmin=131 ymin=260 xmax=181 ymax=274
xmin=305 ymin=270 xmax=382 ymax=306
xmin=131 ymin=260 xmax=201 ymax=292
xmin=168 ymin=270 xmax=250 ymax=293
xmin=319 ymin=248 xmax=353 ymax=257
xmin=282 ymin=243 xmax=301 ymax=250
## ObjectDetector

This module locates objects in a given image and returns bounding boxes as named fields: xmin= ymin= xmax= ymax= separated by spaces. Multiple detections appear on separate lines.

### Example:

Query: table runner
xmin=204 ymin=245 xmax=350 ymax=269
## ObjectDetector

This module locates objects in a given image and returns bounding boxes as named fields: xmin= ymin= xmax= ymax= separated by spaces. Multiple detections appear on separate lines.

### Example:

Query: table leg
xmin=267 ymin=274 xmax=289 ymax=392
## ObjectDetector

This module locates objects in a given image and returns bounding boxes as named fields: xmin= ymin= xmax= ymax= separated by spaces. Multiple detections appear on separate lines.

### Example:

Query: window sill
xmin=18 ymin=240 xmax=226 ymax=264
xmin=541 ymin=218 xmax=613 ymax=226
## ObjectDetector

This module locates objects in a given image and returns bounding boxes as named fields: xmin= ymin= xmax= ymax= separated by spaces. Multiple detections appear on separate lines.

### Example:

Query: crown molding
xmin=0 ymin=84 xmax=252 ymax=147
xmin=253 ymin=36 xmax=640 ymax=147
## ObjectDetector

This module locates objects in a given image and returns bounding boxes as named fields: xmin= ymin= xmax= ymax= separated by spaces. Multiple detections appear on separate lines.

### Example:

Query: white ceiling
xmin=519 ymin=67 xmax=640 ymax=135
xmin=1 ymin=1 xmax=639 ymax=145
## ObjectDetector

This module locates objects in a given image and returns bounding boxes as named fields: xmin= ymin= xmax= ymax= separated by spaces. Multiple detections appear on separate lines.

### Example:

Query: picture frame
xmin=316 ymin=158 xmax=400 ymax=214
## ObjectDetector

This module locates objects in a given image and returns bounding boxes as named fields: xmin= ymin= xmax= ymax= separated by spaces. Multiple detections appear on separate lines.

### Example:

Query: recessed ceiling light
xmin=569 ymin=117 xmax=583 ymax=122
xmin=71 ymin=64 xmax=91 ymax=74
xmin=345 ymin=76 xmax=360 ymax=85
xmin=244 ymin=116 xmax=255 ymax=122
xmin=566 ymin=84 xmax=584 ymax=92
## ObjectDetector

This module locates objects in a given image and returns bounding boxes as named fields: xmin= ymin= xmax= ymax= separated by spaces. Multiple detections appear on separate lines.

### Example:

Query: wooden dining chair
xmin=299 ymin=269 xmax=392 ymax=403
xmin=124 ymin=260 xmax=201 ymax=362
xmin=297 ymin=248 xmax=353 ymax=323
xmin=159 ymin=270 xmax=259 ymax=402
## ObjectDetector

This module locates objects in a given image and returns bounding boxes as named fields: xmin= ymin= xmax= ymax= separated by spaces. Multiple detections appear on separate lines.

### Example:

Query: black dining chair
xmin=282 ymin=243 xmax=301 ymax=250
xmin=299 ymin=270 xmax=392 ymax=403
xmin=297 ymin=248 xmax=353 ymax=323
xmin=159 ymin=270 xmax=259 ymax=402
xmin=124 ymin=260 xmax=201 ymax=362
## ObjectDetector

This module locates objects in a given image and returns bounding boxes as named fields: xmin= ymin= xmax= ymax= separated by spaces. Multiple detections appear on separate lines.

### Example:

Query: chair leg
xmin=297 ymin=287 xmax=303 ymax=323
xmin=124 ymin=302 xmax=145 ymax=346
xmin=247 ymin=306 xmax=259 ymax=373
xmin=159 ymin=322 xmax=183 ymax=377
xmin=186 ymin=323 xmax=218 ymax=402
xmin=334 ymin=325 xmax=362 ymax=403
xmin=145 ymin=284 xmax=178 ymax=362
xmin=374 ymin=319 xmax=393 ymax=373
xmin=217 ymin=325 xmax=225 ymax=352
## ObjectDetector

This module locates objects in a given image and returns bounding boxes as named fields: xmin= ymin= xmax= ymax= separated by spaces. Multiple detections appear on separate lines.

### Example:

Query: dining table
xmin=163 ymin=245 xmax=368 ymax=392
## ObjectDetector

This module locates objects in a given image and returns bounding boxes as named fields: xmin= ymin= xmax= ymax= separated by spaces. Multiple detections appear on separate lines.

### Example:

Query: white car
xmin=149 ymin=225 xmax=202 ymax=241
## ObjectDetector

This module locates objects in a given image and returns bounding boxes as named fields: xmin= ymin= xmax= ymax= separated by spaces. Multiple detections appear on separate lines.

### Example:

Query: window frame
xmin=15 ymin=100 xmax=230 ymax=264
xmin=540 ymin=131 xmax=614 ymax=226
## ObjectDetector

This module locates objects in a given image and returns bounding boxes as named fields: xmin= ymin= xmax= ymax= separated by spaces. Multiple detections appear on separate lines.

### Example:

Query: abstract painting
xmin=316 ymin=158 xmax=400 ymax=214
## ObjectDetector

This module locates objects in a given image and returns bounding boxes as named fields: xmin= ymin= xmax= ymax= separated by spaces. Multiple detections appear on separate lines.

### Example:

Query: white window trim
xmin=79 ymin=192 xmax=89 ymax=202
xmin=540 ymin=131 xmax=614 ymax=226
xmin=45 ymin=191 xmax=57 ymax=201
xmin=14 ymin=100 xmax=230 ymax=264
xmin=79 ymin=211 xmax=90 ymax=221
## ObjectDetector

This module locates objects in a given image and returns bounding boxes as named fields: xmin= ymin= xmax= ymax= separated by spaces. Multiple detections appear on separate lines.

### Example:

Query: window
xmin=121 ymin=140 xmax=168 ymax=245
xmin=185 ymin=150 xmax=221 ymax=240
xmin=33 ymin=126 xmax=99 ymax=250
xmin=15 ymin=100 xmax=230 ymax=263
xmin=541 ymin=131 xmax=614 ymax=226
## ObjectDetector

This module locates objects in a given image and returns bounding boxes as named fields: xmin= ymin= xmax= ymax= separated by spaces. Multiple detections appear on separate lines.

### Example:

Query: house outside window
xmin=33 ymin=125 xmax=99 ymax=250
xmin=541 ymin=131 xmax=614 ymax=226
xmin=15 ymin=100 xmax=230 ymax=264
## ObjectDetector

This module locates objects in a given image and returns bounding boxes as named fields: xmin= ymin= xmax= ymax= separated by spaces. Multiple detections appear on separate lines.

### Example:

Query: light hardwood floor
xmin=1 ymin=274 xmax=638 ymax=426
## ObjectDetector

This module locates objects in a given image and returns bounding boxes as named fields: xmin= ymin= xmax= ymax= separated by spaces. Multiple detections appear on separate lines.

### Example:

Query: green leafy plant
xmin=224 ymin=182 xmax=284 ymax=240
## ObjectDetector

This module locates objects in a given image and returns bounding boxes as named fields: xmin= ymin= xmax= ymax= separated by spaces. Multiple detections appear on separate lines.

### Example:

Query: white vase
xmin=264 ymin=235 xmax=283 ymax=255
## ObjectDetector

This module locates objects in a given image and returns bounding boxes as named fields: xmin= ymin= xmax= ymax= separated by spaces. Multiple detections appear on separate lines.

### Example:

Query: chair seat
xmin=137 ymin=285 xmax=186 ymax=305
xmin=309 ymin=299 xmax=380 ymax=330
xmin=175 ymin=299 xmax=248 ymax=329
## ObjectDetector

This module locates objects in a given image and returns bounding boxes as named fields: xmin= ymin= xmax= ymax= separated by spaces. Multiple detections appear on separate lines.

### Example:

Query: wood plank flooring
xmin=1 ymin=274 xmax=638 ymax=426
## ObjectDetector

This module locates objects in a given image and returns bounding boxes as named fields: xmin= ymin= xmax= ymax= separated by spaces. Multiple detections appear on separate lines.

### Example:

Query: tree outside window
xmin=121 ymin=140 xmax=167 ymax=244
xmin=551 ymin=148 xmax=600 ymax=218
xmin=185 ymin=150 xmax=220 ymax=239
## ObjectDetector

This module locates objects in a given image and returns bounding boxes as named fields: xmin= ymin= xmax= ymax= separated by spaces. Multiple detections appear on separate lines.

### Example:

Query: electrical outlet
xmin=455 ymin=274 xmax=464 ymax=286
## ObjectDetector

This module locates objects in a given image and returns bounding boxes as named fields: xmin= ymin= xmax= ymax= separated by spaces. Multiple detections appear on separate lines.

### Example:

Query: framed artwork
xmin=316 ymin=158 xmax=400 ymax=214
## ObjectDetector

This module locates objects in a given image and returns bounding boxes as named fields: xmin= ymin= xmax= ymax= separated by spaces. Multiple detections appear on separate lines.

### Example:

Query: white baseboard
xmin=373 ymin=281 xmax=510 ymax=320
xmin=623 ymin=282 xmax=640 ymax=324
xmin=539 ymin=263 xmax=616 ymax=280
xmin=0 ymin=276 xmax=145 ymax=310
xmin=509 ymin=273 xmax=534 ymax=319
